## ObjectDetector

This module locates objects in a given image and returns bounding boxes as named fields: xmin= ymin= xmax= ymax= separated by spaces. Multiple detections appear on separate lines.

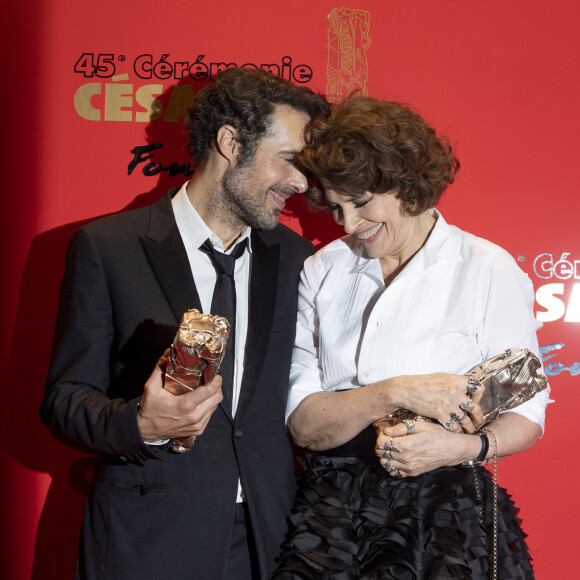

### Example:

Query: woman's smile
xmin=356 ymin=223 xmax=383 ymax=241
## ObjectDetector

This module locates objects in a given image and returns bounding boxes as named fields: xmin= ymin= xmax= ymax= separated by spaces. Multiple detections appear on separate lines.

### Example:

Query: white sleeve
xmin=285 ymin=255 xmax=326 ymax=422
xmin=477 ymin=251 xmax=552 ymax=432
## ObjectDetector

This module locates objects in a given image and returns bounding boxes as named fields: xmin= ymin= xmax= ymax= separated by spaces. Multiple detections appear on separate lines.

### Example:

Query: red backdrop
xmin=2 ymin=1 xmax=579 ymax=578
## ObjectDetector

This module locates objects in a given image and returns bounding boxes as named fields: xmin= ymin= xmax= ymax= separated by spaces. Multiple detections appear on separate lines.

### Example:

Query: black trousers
xmin=225 ymin=502 xmax=260 ymax=580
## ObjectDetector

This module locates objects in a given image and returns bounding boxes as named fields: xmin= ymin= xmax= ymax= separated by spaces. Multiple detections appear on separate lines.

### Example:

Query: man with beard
xmin=41 ymin=68 xmax=329 ymax=580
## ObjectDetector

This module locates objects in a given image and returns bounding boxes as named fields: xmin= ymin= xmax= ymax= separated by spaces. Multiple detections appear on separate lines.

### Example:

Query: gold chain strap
xmin=472 ymin=429 xmax=499 ymax=580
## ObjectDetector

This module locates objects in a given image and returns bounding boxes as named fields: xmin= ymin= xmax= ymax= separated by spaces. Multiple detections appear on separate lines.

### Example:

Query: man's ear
xmin=216 ymin=125 xmax=238 ymax=163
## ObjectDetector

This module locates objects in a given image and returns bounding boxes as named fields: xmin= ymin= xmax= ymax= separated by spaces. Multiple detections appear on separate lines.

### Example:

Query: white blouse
xmin=286 ymin=211 xmax=550 ymax=431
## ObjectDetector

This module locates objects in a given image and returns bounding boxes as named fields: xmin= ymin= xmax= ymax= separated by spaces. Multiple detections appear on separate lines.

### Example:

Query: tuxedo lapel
xmin=140 ymin=190 xmax=234 ymax=422
xmin=236 ymin=231 xmax=279 ymax=418
xmin=139 ymin=190 xmax=202 ymax=324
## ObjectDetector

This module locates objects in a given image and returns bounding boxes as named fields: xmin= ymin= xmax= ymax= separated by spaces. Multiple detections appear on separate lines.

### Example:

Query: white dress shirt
xmin=172 ymin=183 xmax=252 ymax=501
xmin=286 ymin=210 xmax=550 ymax=432
xmin=172 ymin=182 xmax=252 ymax=416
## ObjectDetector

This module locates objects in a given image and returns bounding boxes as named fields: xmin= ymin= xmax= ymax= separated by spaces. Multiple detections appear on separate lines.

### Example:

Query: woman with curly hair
xmin=273 ymin=96 xmax=548 ymax=579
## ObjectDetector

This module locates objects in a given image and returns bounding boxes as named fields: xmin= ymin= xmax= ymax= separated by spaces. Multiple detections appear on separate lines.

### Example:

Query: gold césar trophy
xmin=376 ymin=348 xmax=548 ymax=432
xmin=164 ymin=309 xmax=230 ymax=453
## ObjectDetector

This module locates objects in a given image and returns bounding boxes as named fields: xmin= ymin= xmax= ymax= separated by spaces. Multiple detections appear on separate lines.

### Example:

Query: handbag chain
xmin=472 ymin=427 xmax=498 ymax=580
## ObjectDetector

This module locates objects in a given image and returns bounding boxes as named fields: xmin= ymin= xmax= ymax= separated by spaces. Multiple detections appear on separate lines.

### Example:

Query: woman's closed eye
xmin=328 ymin=198 xmax=371 ymax=212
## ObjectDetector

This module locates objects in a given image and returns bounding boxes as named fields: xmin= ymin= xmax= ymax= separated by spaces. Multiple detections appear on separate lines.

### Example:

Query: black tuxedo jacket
xmin=41 ymin=190 xmax=314 ymax=580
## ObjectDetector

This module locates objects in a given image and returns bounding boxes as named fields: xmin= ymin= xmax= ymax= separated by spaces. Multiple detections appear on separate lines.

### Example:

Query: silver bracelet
xmin=461 ymin=433 xmax=489 ymax=468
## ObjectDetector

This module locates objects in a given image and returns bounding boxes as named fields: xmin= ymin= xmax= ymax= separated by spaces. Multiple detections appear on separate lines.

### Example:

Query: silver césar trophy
xmin=377 ymin=348 xmax=548 ymax=433
xmin=164 ymin=309 xmax=230 ymax=453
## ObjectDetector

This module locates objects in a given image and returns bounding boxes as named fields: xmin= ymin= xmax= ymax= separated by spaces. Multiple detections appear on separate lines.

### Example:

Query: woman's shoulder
xmin=301 ymin=235 xmax=363 ymax=283
xmin=448 ymin=223 xmax=514 ymax=262
xmin=308 ymin=234 xmax=361 ymax=265
xmin=445 ymin=223 xmax=527 ymax=285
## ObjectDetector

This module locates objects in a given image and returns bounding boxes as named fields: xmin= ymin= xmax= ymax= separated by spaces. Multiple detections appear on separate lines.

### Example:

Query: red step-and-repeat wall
xmin=2 ymin=1 xmax=579 ymax=578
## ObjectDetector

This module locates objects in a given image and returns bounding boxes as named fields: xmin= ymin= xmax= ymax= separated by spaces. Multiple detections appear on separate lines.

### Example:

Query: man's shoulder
xmin=77 ymin=191 xmax=172 ymax=241
xmin=81 ymin=205 xmax=149 ymax=234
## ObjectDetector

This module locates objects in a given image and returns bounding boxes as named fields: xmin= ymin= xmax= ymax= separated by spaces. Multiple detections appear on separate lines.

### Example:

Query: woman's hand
xmin=287 ymin=372 xmax=486 ymax=452
xmin=374 ymin=419 xmax=481 ymax=478
xmin=383 ymin=373 xmax=485 ymax=434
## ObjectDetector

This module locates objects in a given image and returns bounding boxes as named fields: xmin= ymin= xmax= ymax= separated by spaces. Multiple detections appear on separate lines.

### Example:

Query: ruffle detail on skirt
xmin=273 ymin=455 xmax=534 ymax=580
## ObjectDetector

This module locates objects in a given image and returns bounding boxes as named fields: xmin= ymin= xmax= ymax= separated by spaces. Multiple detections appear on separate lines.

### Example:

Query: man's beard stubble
xmin=211 ymin=164 xmax=281 ymax=232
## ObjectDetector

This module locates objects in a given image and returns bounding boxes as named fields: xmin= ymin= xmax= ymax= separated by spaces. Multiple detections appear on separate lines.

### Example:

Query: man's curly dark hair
xmin=185 ymin=68 xmax=329 ymax=169
xmin=297 ymin=96 xmax=459 ymax=216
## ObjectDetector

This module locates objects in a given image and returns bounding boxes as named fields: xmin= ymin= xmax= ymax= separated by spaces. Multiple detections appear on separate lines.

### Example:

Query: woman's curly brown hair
xmin=297 ymin=96 xmax=459 ymax=216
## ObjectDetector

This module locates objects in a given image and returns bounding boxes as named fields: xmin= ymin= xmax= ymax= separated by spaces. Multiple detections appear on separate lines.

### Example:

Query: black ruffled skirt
xmin=273 ymin=426 xmax=534 ymax=580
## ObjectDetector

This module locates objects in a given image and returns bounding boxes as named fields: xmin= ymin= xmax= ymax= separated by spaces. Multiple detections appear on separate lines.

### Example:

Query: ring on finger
xmin=460 ymin=400 xmax=475 ymax=412
xmin=383 ymin=459 xmax=399 ymax=477
xmin=450 ymin=412 xmax=466 ymax=425
xmin=402 ymin=419 xmax=416 ymax=435
xmin=383 ymin=439 xmax=401 ymax=453
xmin=466 ymin=377 xmax=480 ymax=394
xmin=381 ymin=447 xmax=393 ymax=459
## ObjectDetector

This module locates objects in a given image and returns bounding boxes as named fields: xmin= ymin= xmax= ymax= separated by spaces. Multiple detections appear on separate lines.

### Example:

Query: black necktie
xmin=200 ymin=238 xmax=247 ymax=409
